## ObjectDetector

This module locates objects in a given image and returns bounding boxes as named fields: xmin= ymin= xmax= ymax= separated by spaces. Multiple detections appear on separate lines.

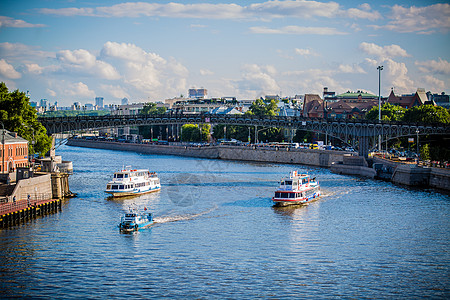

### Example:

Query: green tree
xmin=247 ymin=98 xmax=279 ymax=116
xmin=181 ymin=124 xmax=210 ymax=142
xmin=365 ymin=103 xmax=405 ymax=121
xmin=141 ymin=102 xmax=167 ymax=115
xmin=402 ymin=105 xmax=450 ymax=124
xmin=0 ymin=82 xmax=52 ymax=156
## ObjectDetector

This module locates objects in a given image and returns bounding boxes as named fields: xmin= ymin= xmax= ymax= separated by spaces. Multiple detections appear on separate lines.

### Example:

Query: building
xmin=302 ymin=94 xmax=324 ymax=118
xmin=386 ymin=88 xmax=429 ymax=109
xmin=95 ymin=97 xmax=104 ymax=108
xmin=427 ymin=92 xmax=449 ymax=108
xmin=188 ymin=88 xmax=207 ymax=99
xmin=0 ymin=130 xmax=29 ymax=173
xmin=40 ymin=99 xmax=48 ymax=110
xmin=121 ymin=98 xmax=129 ymax=105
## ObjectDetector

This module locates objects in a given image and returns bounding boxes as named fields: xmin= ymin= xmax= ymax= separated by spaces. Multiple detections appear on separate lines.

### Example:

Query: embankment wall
xmin=66 ymin=139 xmax=346 ymax=168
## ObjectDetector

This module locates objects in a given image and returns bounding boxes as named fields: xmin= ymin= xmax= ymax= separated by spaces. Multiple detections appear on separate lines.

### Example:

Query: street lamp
xmin=0 ymin=121 xmax=4 ymax=174
xmin=377 ymin=65 xmax=383 ymax=151
xmin=416 ymin=129 xmax=419 ymax=163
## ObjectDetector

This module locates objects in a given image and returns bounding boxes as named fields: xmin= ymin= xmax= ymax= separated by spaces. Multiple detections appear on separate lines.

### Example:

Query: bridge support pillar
xmin=358 ymin=135 xmax=369 ymax=158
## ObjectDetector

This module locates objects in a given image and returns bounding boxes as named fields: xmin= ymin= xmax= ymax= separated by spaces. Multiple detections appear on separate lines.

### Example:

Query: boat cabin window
xmin=124 ymin=174 xmax=129 ymax=178
xmin=119 ymin=185 xmax=124 ymax=189
xmin=112 ymin=185 xmax=118 ymax=189
xmin=107 ymin=185 xmax=111 ymax=189
xmin=285 ymin=180 xmax=292 ymax=185
xmin=115 ymin=174 xmax=124 ymax=179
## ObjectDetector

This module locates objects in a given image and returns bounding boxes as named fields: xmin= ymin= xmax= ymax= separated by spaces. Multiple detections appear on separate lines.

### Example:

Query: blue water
xmin=0 ymin=145 xmax=449 ymax=299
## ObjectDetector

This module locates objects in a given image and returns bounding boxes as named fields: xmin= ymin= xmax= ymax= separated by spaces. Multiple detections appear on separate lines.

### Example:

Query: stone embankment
xmin=66 ymin=139 xmax=346 ymax=168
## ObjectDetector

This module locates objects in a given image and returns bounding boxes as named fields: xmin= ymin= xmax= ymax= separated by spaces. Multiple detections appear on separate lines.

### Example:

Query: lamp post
xmin=0 ymin=121 xmax=4 ymax=174
xmin=377 ymin=65 xmax=383 ymax=151
xmin=416 ymin=129 xmax=419 ymax=163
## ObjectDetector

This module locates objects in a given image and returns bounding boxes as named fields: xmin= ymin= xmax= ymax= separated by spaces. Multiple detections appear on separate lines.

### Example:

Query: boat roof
xmin=282 ymin=171 xmax=310 ymax=180
xmin=114 ymin=168 xmax=150 ymax=174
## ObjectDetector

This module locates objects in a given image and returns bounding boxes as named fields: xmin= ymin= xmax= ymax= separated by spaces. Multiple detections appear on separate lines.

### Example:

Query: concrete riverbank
xmin=66 ymin=138 xmax=347 ymax=168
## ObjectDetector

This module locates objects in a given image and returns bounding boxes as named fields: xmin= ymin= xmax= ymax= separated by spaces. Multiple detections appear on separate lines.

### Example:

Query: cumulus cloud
xmin=25 ymin=63 xmax=44 ymax=75
xmin=250 ymin=25 xmax=348 ymax=35
xmin=0 ymin=16 xmax=45 ymax=28
xmin=101 ymin=41 xmax=188 ymax=96
xmin=67 ymin=82 xmax=96 ymax=98
xmin=338 ymin=64 xmax=366 ymax=74
xmin=342 ymin=3 xmax=381 ymax=21
xmin=56 ymin=49 xmax=121 ymax=80
xmin=415 ymin=58 xmax=450 ymax=75
xmin=359 ymin=42 xmax=410 ymax=61
xmin=0 ymin=59 xmax=21 ymax=79
xmin=371 ymin=3 xmax=450 ymax=33
xmin=235 ymin=64 xmax=280 ymax=96
xmin=100 ymin=84 xmax=130 ymax=99
xmin=39 ymin=1 xmax=380 ymax=21
xmin=385 ymin=59 xmax=415 ymax=94
xmin=423 ymin=75 xmax=445 ymax=91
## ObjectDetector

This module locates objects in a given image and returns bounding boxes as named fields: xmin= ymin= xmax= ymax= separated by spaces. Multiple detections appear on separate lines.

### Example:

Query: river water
xmin=0 ymin=145 xmax=449 ymax=299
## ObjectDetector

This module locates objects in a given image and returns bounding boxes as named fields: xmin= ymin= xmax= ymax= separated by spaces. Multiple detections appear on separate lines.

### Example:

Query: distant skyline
xmin=0 ymin=0 xmax=449 ymax=106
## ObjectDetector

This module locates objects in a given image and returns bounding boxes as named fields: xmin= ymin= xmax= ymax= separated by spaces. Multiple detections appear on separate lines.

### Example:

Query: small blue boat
xmin=119 ymin=209 xmax=154 ymax=232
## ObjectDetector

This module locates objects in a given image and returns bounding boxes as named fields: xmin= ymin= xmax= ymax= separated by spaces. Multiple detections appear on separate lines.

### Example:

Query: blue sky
xmin=0 ymin=0 xmax=449 ymax=106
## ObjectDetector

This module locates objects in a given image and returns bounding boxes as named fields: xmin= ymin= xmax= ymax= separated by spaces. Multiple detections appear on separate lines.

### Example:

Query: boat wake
xmin=153 ymin=206 xmax=217 ymax=224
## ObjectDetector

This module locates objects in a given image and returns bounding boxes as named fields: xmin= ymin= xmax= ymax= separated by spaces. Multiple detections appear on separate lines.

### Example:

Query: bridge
xmin=38 ymin=113 xmax=450 ymax=158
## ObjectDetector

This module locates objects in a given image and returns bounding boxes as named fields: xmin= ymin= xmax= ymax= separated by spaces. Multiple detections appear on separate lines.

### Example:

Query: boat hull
xmin=106 ymin=186 xmax=161 ymax=198
xmin=119 ymin=221 xmax=154 ymax=232
xmin=272 ymin=190 xmax=320 ymax=206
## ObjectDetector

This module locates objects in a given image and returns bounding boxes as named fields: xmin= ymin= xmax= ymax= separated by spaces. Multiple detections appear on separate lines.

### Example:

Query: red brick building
xmin=0 ymin=130 xmax=29 ymax=173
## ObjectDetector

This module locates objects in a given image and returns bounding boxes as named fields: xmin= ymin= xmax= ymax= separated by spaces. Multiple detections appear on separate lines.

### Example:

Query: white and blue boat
xmin=272 ymin=171 xmax=320 ymax=206
xmin=119 ymin=209 xmax=154 ymax=232
xmin=105 ymin=166 xmax=161 ymax=197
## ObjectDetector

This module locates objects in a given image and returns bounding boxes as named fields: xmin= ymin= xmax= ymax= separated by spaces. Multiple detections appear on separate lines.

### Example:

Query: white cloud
xmin=342 ymin=4 xmax=381 ymax=21
xmin=0 ymin=16 xmax=45 ymax=28
xmin=0 ymin=59 xmax=21 ymax=79
xmin=359 ymin=42 xmax=410 ymax=61
xmin=40 ymin=1 xmax=380 ymax=21
xmin=101 ymin=42 xmax=188 ymax=97
xmin=67 ymin=82 xmax=96 ymax=98
xmin=385 ymin=59 xmax=415 ymax=94
xmin=338 ymin=64 xmax=366 ymax=74
xmin=200 ymin=69 xmax=214 ymax=76
xmin=372 ymin=3 xmax=450 ymax=33
xmin=294 ymin=48 xmax=318 ymax=57
xmin=56 ymin=49 xmax=121 ymax=80
xmin=415 ymin=58 xmax=450 ymax=75
xmin=100 ymin=84 xmax=130 ymax=99
xmin=250 ymin=25 xmax=348 ymax=35
xmin=25 ymin=63 xmax=44 ymax=75
xmin=235 ymin=64 xmax=280 ymax=96
xmin=46 ymin=88 xmax=57 ymax=97
xmin=423 ymin=75 xmax=445 ymax=91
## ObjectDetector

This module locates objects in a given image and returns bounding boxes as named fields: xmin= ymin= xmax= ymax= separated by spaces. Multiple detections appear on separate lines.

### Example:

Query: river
xmin=1 ymin=145 xmax=449 ymax=299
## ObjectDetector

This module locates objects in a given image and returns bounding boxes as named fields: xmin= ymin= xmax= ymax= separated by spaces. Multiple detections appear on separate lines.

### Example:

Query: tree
xmin=141 ymin=102 xmax=167 ymax=115
xmin=181 ymin=124 xmax=210 ymax=142
xmin=0 ymin=82 xmax=52 ymax=156
xmin=365 ymin=103 xmax=405 ymax=122
xmin=402 ymin=105 xmax=450 ymax=124
xmin=248 ymin=98 xmax=279 ymax=116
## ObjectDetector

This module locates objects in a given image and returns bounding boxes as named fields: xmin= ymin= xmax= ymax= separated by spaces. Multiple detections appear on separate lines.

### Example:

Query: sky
xmin=0 ymin=0 xmax=449 ymax=106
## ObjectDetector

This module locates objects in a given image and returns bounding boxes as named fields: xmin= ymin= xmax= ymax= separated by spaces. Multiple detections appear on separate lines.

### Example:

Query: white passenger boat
xmin=105 ymin=166 xmax=161 ymax=197
xmin=272 ymin=171 xmax=320 ymax=206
